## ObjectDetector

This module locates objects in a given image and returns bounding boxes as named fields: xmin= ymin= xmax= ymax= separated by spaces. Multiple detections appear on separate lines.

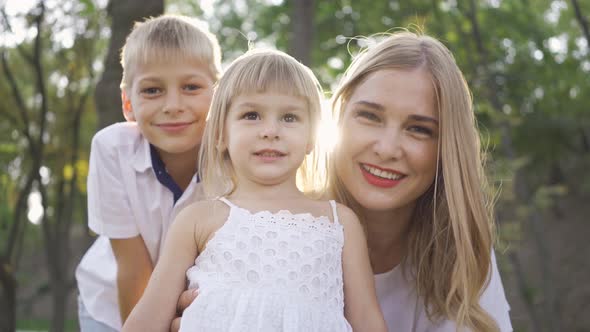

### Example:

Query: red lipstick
xmin=360 ymin=163 xmax=405 ymax=188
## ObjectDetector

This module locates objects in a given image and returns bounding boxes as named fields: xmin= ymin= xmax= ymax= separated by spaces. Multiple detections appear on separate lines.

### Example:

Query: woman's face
xmin=335 ymin=69 xmax=439 ymax=214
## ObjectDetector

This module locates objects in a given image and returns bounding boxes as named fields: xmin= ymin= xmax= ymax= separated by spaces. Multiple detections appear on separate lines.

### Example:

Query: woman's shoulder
xmin=479 ymin=250 xmax=512 ymax=331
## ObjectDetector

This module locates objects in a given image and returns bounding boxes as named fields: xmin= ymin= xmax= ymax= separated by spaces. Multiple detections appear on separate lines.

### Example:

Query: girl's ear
xmin=306 ymin=143 xmax=314 ymax=155
xmin=121 ymin=90 xmax=135 ymax=121
xmin=305 ymin=135 xmax=315 ymax=155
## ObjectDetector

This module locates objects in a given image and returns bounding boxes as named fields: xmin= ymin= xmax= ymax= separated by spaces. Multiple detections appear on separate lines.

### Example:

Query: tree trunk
xmin=49 ymin=278 xmax=67 ymax=332
xmin=289 ymin=0 xmax=314 ymax=66
xmin=0 ymin=258 xmax=16 ymax=332
xmin=95 ymin=0 xmax=164 ymax=129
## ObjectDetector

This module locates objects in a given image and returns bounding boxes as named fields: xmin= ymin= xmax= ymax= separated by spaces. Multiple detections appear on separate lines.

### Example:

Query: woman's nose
xmin=373 ymin=127 xmax=403 ymax=160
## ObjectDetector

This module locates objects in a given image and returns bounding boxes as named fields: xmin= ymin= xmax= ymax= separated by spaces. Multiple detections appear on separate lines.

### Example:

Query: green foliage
xmin=2 ymin=0 xmax=588 ymax=330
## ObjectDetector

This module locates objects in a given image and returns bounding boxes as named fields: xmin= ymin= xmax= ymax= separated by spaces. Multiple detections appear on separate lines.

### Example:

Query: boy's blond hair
xmin=199 ymin=49 xmax=326 ymax=198
xmin=120 ymin=14 xmax=221 ymax=91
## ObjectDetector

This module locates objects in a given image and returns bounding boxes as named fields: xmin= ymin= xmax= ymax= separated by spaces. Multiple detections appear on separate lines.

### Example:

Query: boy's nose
xmin=163 ymin=92 xmax=183 ymax=114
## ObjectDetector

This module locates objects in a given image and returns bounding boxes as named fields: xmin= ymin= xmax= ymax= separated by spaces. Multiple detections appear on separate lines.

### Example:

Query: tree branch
xmin=0 ymin=51 xmax=34 ymax=145
xmin=570 ymin=0 xmax=590 ymax=49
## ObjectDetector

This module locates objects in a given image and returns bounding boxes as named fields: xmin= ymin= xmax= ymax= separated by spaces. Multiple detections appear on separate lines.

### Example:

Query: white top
xmin=375 ymin=250 xmax=512 ymax=332
xmin=75 ymin=122 xmax=203 ymax=330
xmin=180 ymin=198 xmax=352 ymax=332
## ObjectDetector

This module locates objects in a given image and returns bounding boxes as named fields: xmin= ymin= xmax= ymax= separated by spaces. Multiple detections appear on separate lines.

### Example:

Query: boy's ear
xmin=121 ymin=90 xmax=135 ymax=121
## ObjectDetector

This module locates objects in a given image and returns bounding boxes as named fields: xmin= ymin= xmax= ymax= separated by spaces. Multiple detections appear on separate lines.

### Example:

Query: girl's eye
xmin=356 ymin=110 xmax=381 ymax=122
xmin=283 ymin=113 xmax=299 ymax=123
xmin=184 ymin=84 xmax=201 ymax=91
xmin=141 ymin=87 xmax=161 ymax=95
xmin=242 ymin=112 xmax=260 ymax=120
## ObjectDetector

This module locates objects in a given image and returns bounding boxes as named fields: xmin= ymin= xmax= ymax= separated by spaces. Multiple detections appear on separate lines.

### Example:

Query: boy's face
xmin=122 ymin=58 xmax=214 ymax=159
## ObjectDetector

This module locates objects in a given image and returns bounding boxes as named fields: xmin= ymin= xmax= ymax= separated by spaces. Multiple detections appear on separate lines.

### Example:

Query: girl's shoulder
xmin=303 ymin=199 xmax=359 ymax=226
xmin=177 ymin=199 xmax=231 ymax=223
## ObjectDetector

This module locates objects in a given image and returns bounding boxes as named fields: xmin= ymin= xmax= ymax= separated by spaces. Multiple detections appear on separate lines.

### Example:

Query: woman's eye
xmin=242 ymin=112 xmax=260 ymax=120
xmin=283 ymin=113 xmax=298 ymax=123
xmin=356 ymin=110 xmax=381 ymax=122
xmin=408 ymin=125 xmax=434 ymax=136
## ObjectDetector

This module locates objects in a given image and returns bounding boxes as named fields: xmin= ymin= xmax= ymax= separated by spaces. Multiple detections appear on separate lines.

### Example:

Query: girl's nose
xmin=259 ymin=120 xmax=280 ymax=140
xmin=373 ymin=127 xmax=403 ymax=161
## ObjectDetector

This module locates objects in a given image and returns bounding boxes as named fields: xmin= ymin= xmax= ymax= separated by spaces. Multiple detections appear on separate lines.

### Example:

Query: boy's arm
xmin=110 ymin=236 xmax=153 ymax=322
xmin=122 ymin=204 xmax=200 ymax=332
xmin=339 ymin=204 xmax=388 ymax=332
xmin=87 ymin=127 xmax=148 ymax=321
xmin=87 ymin=128 xmax=138 ymax=238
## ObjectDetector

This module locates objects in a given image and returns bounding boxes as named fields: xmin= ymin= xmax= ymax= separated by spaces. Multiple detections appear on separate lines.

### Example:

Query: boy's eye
xmin=356 ymin=110 xmax=381 ymax=122
xmin=141 ymin=87 xmax=161 ymax=95
xmin=283 ymin=113 xmax=299 ymax=123
xmin=242 ymin=111 xmax=260 ymax=120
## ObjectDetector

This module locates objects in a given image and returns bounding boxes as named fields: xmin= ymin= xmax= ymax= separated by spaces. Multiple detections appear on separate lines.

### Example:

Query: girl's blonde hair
xmin=120 ymin=14 xmax=221 ymax=90
xmin=330 ymin=32 xmax=497 ymax=332
xmin=199 ymin=49 xmax=325 ymax=198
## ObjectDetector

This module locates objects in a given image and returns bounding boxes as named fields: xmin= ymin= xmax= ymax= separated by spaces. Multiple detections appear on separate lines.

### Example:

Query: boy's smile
xmin=123 ymin=58 xmax=214 ymax=163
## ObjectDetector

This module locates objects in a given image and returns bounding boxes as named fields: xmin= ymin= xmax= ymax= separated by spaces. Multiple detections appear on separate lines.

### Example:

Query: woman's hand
xmin=170 ymin=288 xmax=199 ymax=332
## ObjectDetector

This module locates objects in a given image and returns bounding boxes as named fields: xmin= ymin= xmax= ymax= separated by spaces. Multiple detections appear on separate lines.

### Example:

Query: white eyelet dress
xmin=179 ymin=197 xmax=353 ymax=332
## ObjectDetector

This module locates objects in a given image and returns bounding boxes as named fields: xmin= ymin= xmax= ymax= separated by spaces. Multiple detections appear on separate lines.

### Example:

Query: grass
xmin=16 ymin=319 xmax=79 ymax=332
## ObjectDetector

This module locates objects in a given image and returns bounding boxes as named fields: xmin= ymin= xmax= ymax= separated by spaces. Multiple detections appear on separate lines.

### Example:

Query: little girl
xmin=122 ymin=49 xmax=387 ymax=332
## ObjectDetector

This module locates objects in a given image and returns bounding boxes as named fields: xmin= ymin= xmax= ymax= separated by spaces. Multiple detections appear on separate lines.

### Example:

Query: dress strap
xmin=328 ymin=200 xmax=340 ymax=225
xmin=217 ymin=196 xmax=236 ymax=209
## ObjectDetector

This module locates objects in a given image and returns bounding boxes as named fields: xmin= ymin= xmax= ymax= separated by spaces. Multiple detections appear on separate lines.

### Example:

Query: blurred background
xmin=1 ymin=0 xmax=589 ymax=331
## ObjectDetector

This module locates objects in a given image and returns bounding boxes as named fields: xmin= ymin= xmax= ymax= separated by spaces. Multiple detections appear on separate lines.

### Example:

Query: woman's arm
xmin=339 ymin=204 xmax=388 ymax=332
xmin=110 ymin=237 xmax=153 ymax=323
xmin=122 ymin=205 xmax=201 ymax=332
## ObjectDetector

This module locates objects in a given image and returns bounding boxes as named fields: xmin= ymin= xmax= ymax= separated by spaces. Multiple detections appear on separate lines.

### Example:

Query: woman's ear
xmin=121 ymin=90 xmax=135 ymax=121
xmin=216 ymin=139 xmax=227 ymax=153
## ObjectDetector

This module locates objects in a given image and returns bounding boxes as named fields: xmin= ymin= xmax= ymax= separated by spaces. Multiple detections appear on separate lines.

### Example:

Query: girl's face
xmin=335 ymin=69 xmax=439 ymax=214
xmin=223 ymin=92 xmax=313 ymax=189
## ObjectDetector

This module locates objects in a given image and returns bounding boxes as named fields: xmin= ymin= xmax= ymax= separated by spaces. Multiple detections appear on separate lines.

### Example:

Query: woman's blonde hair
xmin=120 ymin=14 xmax=222 ymax=90
xmin=199 ymin=49 xmax=326 ymax=198
xmin=330 ymin=32 xmax=497 ymax=331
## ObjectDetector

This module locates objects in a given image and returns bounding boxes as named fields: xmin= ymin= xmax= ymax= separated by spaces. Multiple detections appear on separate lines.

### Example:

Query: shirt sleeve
xmin=479 ymin=250 xmax=513 ymax=332
xmin=87 ymin=131 xmax=139 ymax=238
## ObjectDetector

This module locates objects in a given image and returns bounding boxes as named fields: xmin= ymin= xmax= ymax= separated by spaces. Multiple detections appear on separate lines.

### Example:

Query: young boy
xmin=75 ymin=15 xmax=221 ymax=331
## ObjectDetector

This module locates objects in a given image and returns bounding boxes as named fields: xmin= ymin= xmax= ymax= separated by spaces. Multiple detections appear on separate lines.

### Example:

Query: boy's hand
xmin=170 ymin=289 xmax=199 ymax=332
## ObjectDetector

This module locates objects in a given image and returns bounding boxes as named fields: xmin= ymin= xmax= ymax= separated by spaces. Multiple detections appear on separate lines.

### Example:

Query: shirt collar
xmin=132 ymin=134 xmax=152 ymax=172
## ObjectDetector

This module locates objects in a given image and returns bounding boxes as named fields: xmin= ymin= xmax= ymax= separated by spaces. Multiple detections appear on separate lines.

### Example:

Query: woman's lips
xmin=359 ymin=163 xmax=405 ymax=188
